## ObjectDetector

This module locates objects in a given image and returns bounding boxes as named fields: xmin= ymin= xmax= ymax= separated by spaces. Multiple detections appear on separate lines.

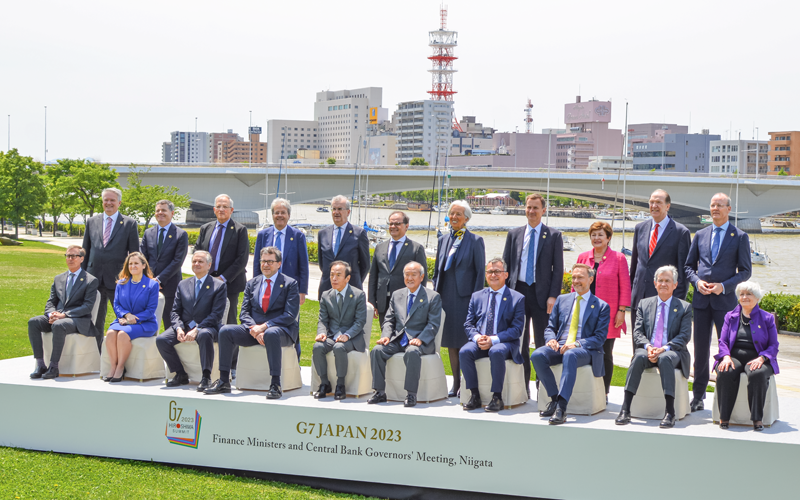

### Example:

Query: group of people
xmin=27 ymin=187 xmax=779 ymax=430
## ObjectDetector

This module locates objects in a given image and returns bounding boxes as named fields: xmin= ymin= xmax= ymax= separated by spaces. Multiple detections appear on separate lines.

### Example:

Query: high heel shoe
xmin=110 ymin=368 xmax=126 ymax=383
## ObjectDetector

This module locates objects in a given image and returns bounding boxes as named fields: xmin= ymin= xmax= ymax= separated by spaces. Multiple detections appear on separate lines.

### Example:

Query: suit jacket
xmin=170 ymin=275 xmax=228 ymax=333
xmin=43 ymin=269 xmax=99 ymax=337
xmin=317 ymin=286 xmax=368 ymax=352
xmin=252 ymin=225 xmax=310 ymax=295
xmin=140 ymin=223 xmax=188 ymax=292
xmin=502 ymin=223 xmax=564 ymax=308
xmin=317 ymin=222 xmax=370 ymax=294
xmin=544 ymin=292 xmax=610 ymax=377
xmin=240 ymin=273 xmax=300 ymax=343
xmin=685 ymin=223 xmax=751 ymax=311
xmin=632 ymin=295 xmax=693 ymax=380
xmin=432 ymin=228 xmax=485 ymax=298
xmin=368 ymin=237 xmax=427 ymax=315
xmin=194 ymin=218 xmax=250 ymax=295
xmin=113 ymin=275 xmax=160 ymax=333
xmin=381 ymin=287 xmax=442 ymax=355
xmin=576 ymin=248 xmax=631 ymax=338
xmin=464 ymin=287 xmax=526 ymax=364
xmin=81 ymin=212 xmax=140 ymax=289
xmin=630 ymin=218 xmax=691 ymax=304
xmin=715 ymin=305 xmax=780 ymax=374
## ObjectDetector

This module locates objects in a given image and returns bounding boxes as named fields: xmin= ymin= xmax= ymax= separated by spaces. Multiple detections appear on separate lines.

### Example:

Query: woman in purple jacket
xmin=714 ymin=281 xmax=779 ymax=431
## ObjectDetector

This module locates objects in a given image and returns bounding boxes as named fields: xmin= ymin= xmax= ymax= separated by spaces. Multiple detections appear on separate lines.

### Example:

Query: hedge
xmin=759 ymin=292 xmax=800 ymax=332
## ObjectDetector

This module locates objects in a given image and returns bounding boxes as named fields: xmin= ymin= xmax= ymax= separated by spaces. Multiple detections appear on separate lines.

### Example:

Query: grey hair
xmin=654 ymin=265 xmax=679 ymax=284
xmin=215 ymin=194 xmax=233 ymax=208
xmin=449 ymin=200 xmax=472 ymax=221
xmin=331 ymin=195 xmax=351 ymax=210
xmin=156 ymin=199 xmax=175 ymax=212
xmin=102 ymin=187 xmax=122 ymax=202
xmin=260 ymin=246 xmax=282 ymax=263
xmin=711 ymin=192 xmax=731 ymax=207
xmin=193 ymin=250 xmax=212 ymax=264
xmin=486 ymin=257 xmax=507 ymax=272
xmin=271 ymin=197 xmax=292 ymax=216
xmin=736 ymin=281 xmax=764 ymax=301
xmin=404 ymin=261 xmax=425 ymax=277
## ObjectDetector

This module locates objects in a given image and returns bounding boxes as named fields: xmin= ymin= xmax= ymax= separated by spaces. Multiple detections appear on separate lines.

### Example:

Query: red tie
xmin=261 ymin=280 xmax=271 ymax=312
xmin=649 ymin=223 xmax=659 ymax=257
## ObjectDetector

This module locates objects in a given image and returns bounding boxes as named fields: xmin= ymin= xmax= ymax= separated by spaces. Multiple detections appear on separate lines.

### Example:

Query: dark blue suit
xmin=156 ymin=275 xmax=228 ymax=375
xmin=459 ymin=287 xmax=526 ymax=394
xmin=317 ymin=222 xmax=370 ymax=295
xmin=140 ymin=223 xmax=189 ymax=329
xmin=252 ymin=225 xmax=309 ymax=295
xmin=530 ymin=292 xmax=610 ymax=403
xmin=219 ymin=273 xmax=300 ymax=377
xmin=685 ymin=222 xmax=751 ymax=400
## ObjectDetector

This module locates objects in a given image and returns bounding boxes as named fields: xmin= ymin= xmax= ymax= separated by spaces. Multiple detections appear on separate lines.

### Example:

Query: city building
xmin=209 ymin=130 xmax=242 ymax=163
xmin=709 ymin=139 xmax=769 ymax=176
xmin=447 ymin=131 xmax=557 ymax=170
xmin=466 ymin=192 xmax=517 ymax=208
xmin=266 ymin=120 xmax=319 ymax=163
xmin=768 ymin=131 xmax=799 ymax=175
xmin=587 ymin=156 xmax=633 ymax=171
xmin=218 ymin=129 xmax=267 ymax=164
xmin=314 ymin=87 xmax=382 ymax=163
xmin=394 ymin=100 xmax=454 ymax=165
xmin=367 ymin=135 xmax=398 ymax=165
xmin=449 ymin=116 xmax=494 ymax=155
xmin=632 ymin=132 xmax=719 ymax=172
xmin=161 ymin=142 xmax=172 ymax=163
xmin=297 ymin=149 xmax=320 ymax=159
xmin=167 ymin=131 xmax=209 ymax=163
xmin=626 ymin=123 xmax=688 ymax=156
xmin=555 ymin=97 xmax=623 ymax=169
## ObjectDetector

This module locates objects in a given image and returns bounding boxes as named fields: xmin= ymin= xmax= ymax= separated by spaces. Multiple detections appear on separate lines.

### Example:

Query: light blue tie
xmin=65 ymin=273 xmax=76 ymax=302
xmin=525 ymin=228 xmax=536 ymax=285
xmin=711 ymin=227 xmax=722 ymax=262
xmin=195 ymin=279 xmax=202 ymax=303
xmin=274 ymin=230 xmax=283 ymax=254
xmin=334 ymin=226 xmax=343 ymax=255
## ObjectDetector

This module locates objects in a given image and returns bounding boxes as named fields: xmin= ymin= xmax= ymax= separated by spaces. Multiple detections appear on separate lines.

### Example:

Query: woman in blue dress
xmin=104 ymin=252 xmax=160 ymax=382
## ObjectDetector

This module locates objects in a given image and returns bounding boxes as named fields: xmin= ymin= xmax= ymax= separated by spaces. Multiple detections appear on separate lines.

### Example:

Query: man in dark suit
xmin=629 ymin=189 xmax=691 ymax=346
xmin=312 ymin=261 xmax=368 ymax=400
xmin=193 ymin=194 xmax=249 ymax=325
xmin=530 ymin=263 xmax=610 ymax=425
xmin=685 ymin=192 xmax=751 ymax=411
xmin=317 ymin=195 xmax=370 ymax=296
xmin=369 ymin=261 xmax=442 ymax=408
xmin=156 ymin=250 xmax=227 ymax=392
xmin=368 ymin=210 xmax=427 ymax=327
xmin=616 ymin=265 xmax=692 ymax=428
xmin=204 ymin=246 xmax=300 ymax=400
xmin=140 ymin=200 xmax=188 ymax=330
xmin=460 ymin=258 xmax=526 ymax=412
xmin=81 ymin=187 xmax=140 ymax=350
xmin=502 ymin=193 xmax=564 ymax=395
xmin=28 ymin=245 xmax=99 ymax=379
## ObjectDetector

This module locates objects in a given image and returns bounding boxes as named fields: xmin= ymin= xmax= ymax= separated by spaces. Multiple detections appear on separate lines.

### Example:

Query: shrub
xmin=426 ymin=257 xmax=436 ymax=280
xmin=307 ymin=242 xmax=318 ymax=263
xmin=561 ymin=272 xmax=572 ymax=294
xmin=759 ymin=292 xmax=800 ymax=331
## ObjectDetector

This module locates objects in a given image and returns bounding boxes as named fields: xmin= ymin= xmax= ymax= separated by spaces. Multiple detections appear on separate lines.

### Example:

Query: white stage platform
xmin=2 ymin=355 xmax=799 ymax=500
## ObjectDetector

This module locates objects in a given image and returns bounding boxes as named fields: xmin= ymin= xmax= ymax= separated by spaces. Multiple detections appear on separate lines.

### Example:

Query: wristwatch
xmin=574 ymin=341 xmax=581 ymax=348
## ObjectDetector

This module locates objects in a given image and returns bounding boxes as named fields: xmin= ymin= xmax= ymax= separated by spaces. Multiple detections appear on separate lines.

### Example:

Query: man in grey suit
xmin=28 ymin=245 xmax=99 ymax=379
xmin=313 ymin=261 xmax=368 ymax=400
xmin=368 ymin=261 xmax=442 ymax=408
xmin=81 ymin=187 xmax=140 ymax=350
xmin=616 ymin=265 xmax=692 ymax=429
xmin=368 ymin=210 xmax=427 ymax=327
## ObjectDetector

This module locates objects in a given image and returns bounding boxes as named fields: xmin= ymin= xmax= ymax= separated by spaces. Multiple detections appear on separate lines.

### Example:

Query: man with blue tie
xmin=685 ymin=192 xmax=751 ymax=411
xmin=460 ymin=258 xmax=526 ymax=412
xmin=316 ymin=195 xmax=370 ymax=296
xmin=140 ymin=200 xmax=189 ymax=330
xmin=530 ymin=263 xmax=610 ymax=425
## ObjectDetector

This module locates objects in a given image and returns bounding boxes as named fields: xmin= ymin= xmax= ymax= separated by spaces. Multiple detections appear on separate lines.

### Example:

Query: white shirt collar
xmin=103 ymin=211 xmax=120 ymax=224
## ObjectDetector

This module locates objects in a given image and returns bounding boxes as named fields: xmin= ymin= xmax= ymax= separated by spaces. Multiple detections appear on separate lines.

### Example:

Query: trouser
xmin=218 ymin=324 xmax=291 ymax=377
xmin=156 ymin=327 xmax=218 ymax=375
xmin=94 ymin=284 xmax=116 ymax=351
xmin=530 ymin=345 xmax=592 ymax=403
xmin=160 ymin=285 xmax=178 ymax=331
xmin=312 ymin=338 xmax=359 ymax=385
xmin=370 ymin=342 xmax=424 ymax=394
xmin=28 ymin=315 xmax=83 ymax=363
xmin=603 ymin=338 xmax=616 ymax=394
xmin=459 ymin=341 xmax=515 ymax=394
xmin=715 ymin=347 xmax=774 ymax=422
xmin=625 ymin=348 xmax=682 ymax=398
xmin=515 ymin=280 xmax=549 ymax=391
xmin=692 ymin=306 xmax=727 ymax=400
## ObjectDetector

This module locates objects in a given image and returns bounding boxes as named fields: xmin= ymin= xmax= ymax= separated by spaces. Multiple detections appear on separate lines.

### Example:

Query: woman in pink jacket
xmin=575 ymin=221 xmax=631 ymax=397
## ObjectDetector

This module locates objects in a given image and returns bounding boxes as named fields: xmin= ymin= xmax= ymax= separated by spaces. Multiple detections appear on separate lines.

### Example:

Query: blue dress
xmin=108 ymin=276 xmax=160 ymax=339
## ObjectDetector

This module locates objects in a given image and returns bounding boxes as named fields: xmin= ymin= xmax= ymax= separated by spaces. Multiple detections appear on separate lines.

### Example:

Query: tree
xmin=43 ymin=161 xmax=75 ymax=236
xmin=60 ymin=159 xmax=120 ymax=217
xmin=0 ymin=149 xmax=48 ymax=238
xmin=409 ymin=157 xmax=429 ymax=166
xmin=510 ymin=191 xmax=522 ymax=202
xmin=327 ymin=157 xmax=336 ymax=165
xmin=121 ymin=166 xmax=191 ymax=229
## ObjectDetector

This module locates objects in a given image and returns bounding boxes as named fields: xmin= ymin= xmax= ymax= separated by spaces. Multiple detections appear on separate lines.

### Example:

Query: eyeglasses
xmin=485 ymin=270 xmax=505 ymax=275
xmin=65 ymin=254 xmax=82 ymax=259
xmin=260 ymin=260 xmax=278 ymax=265
xmin=387 ymin=222 xmax=405 ymax=226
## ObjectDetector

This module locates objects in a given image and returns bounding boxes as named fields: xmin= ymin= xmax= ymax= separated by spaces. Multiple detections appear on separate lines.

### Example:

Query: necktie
xmin=274 ymin=230 xmax=283 ymax=253
xmin=566 ymin=295 xmax=583 ymax=345
xmin=334 ymin=226 xmax=343 ymax=255
xmin=653 ymin=302 xmax=666 ymax=348
xmin=194 ymin=279 xmax=202 ymax=303
xmin=65 ymin=273 xmax=75 ymax=302
xmin=711 ymin=227 xmax=722 ymax=262
xmin=209 ymin=223 xmax=224 ymax=271
xmin=157 ymin=228 xmax=166 ymax=256
xmin=525 ymin=227 xmax=536 ymax=285
xmin=401 ymin=293 xmax=415 ymax=347
xmin=649 ymin=222 xmax=659 ymax=257
xmin=103 ymin=217 xmax=112 ymax=247
xmin=486 ymin=292 xmax=497 ymax=337
xmin=444 ymin=230 xmax=464 ymax=271
xmin=389 ymin=240 xmax=399 ymax=269
xmin=337 ymin=292 xmax=343 ymax=312
xmin=261 ymin=279 xmax=272 ymax=312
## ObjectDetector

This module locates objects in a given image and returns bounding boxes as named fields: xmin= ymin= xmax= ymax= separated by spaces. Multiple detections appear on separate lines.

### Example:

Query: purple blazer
xmin=714 ymin=305 xmax=779 ymax=374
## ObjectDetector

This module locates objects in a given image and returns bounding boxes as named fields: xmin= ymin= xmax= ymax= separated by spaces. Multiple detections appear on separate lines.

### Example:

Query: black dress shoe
xmin=196 ymin=377 xmax=211 ymax=392
xmin=367 ymin=391 xmax=387 ymax=404
xmin=266 ymin=383 xmax=282 ymax=400
xmin=754 ymin=423 xmax=764 ymax=432
xmin=314 ymin=383 xmax=332 ymax=399
xmin=549 ymin=407 xmax=567 ymax=425
xmin=166 ymin=372 xmax=189 ymax=387
xmin=615 ymin=410 xmax=631 ymax=425
xmin=719 ymin=421 xmax=729 ymax=429
xmin=42 ymin=366 xmax=59 ymax=379
xmin=203 ymin=380 xmax=231 ymax=395
xmin=30 ymin=365 xmax=47 ymax=379
xmin=485 ymin=395 xmax=504 ymax=412
xmin=690 ymin=399 xmax=704 ymax=412
xmin=334 ymin=384 xmax=346 ymax=400
xmin=660 ymin=413 xmax=676 ymax=428
xmin=463 ymin=392 xmax=482 ymax=411
xmin=109 ymin=368 xmax=127 ymax=383
xmin=540 ymin=400 xmax=558 ymax=417
xmin=404 ymin=393 xmax=417 ymax=407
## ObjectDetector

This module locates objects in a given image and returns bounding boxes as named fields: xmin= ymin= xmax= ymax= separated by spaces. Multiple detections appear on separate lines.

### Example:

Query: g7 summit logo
xmin=165 ymin=400 xmax=202 ymax=449
xmin=595 ymin=105 xmax=610 ymax=116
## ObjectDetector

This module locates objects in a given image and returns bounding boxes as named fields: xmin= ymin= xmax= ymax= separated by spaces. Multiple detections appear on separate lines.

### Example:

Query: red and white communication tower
xmin=428 ymin=5 xmax=463 ymax=132
xmin=524 ymin=99 xmax=533 ymax=133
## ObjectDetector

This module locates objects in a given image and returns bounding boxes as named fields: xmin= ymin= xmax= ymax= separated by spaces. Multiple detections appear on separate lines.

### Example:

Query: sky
xmin=2 ymin=0 xmax=797 ymax=163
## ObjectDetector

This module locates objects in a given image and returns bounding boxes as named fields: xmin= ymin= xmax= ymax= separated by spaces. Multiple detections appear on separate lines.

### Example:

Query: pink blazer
xmin=575 ymin=248 xmax=631 ymax=338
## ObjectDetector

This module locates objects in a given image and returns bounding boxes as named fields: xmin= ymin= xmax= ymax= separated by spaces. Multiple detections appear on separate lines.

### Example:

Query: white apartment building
xmin=314 ymin=87 xmax=382 ymax=163
xmin=394 ymin=100 xmax=454 ymax=165
xmin=709 ymin=139 xmax=770 ymax=175
xmin=266 ymin=119 xmax=319 ymax=164
xmin=168 ymin=131 xmax=209 ymax=163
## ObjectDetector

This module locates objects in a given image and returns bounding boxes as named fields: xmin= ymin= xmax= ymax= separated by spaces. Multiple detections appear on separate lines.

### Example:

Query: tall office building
xmin=394 ymin=100 xmax=454 ymax=165
xmin=709 ymin=139 xmax=769 ymax=176
xmin=632 ymin=132 xmax=719 ymax=172
xmin=161 ymin=142 xmax=172 ymax=163
xmin=555 ymin=97 xmax=623 ymax=169
xmin=768 ymin=131 xmax=799 ymax=175
xmin=209 ymin=130 xmax=242 ymax=163
xmin=266 ymin=120 xmax=319 ymax=163
xmin=218 ymin=130 xmax=267 ymax=164
xmin=627 ymin=123 xmax=688 ymax=156
xmin=314 ymin=87 xmax=382 ymax=163
xmin=167 ymin=131 xmax=209 ymax=163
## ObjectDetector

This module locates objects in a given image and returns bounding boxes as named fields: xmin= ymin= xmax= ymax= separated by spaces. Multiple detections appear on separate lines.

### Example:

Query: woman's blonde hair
xmin=117 ymin=252 xmax=154 ymax=284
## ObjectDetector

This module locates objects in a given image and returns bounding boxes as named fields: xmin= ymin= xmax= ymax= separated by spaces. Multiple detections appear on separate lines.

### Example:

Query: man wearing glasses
xmin=28 ymin=245 xmax=99 ymax=379
xmin=317 ymin=195 xmax=370 ymax=296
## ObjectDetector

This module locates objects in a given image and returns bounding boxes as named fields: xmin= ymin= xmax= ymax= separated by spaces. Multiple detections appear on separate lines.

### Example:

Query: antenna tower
xmin=524 ymin=99 xmax=533 ymax=133
xmin=428 ymin=4 xmax=463 ymax=132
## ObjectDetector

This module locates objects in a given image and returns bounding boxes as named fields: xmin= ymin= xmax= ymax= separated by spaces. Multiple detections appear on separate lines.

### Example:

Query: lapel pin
xmin=503 ymin=297 xmax=507 ymax=301
xmin=350 ymin=294 xmax=353 ymax=298
xmin=290 ymin=237 xmax=294 ymax=241
xmin=591 ymin=305 xmax=595 ymax=309
xmin=404 ymin=243 xmax=408 ymax=246
xmin=80 ymin=278 xmax=84 ymax=282
xmin=730 ymin=232 xmax=734 ymax=237
xmin=674 ymin=308 xmax=678 ymax=312
xmin=169 ymin=235 xmax=172 ymax=238
xmin=206 ymin=286 xmax=210 ymax=289
xmin=142 ymin=284 xmax=146 ymax=288
xmin=758 ymin=325 xmax=762 ymax=329
xmin=119 ymin=221 xmax=123 ymax=224
xmin=603 ymin=256 xmax=607 ymax=259
xmin=419 ymin=299 xmax=424 ymax=302
xmin=543 ymin=234 xmax=546 ymax=238
xmin=349 ymin=230 xmax=353 ymax=233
